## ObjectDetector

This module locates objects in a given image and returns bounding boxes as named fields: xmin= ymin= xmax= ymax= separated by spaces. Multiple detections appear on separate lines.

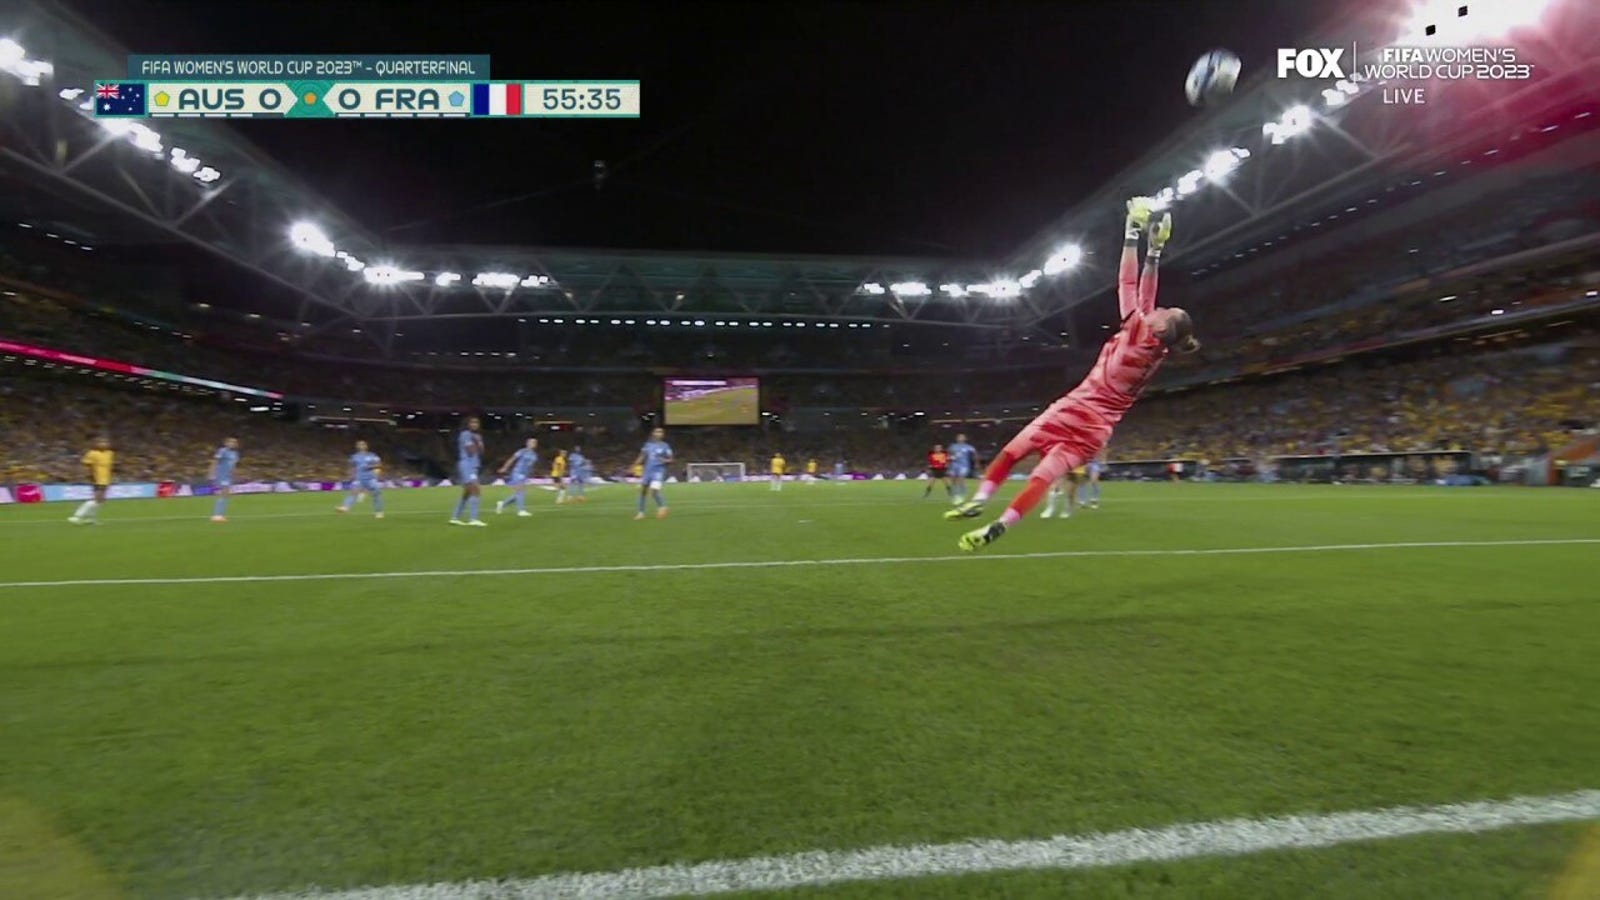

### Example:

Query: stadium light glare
xmin=364 ymin=265 xmax=424 ymax=286
xmin=288 ymin=222 xmax=337 ymax=258
xmin=860 ymin=282 xmax=886 ymax=295
xmin=1176 ymin=169 xmax=1205 ymax=197
xmin=889 ymin=281 xmax=930 ymax=297
xmin=1043 ymin=244 xmax=1084 ymax=275
xmin=57 ymin=87 xmax=82 ymax=100
xmin=1202 ymin=149 xmax=1245 ymax=182
xmin=169 ymin=148 xmax=200 ymax=174
xmin=472 ymin=272 xmax=520 ymax=289
xmin=0 ymin=39 xmax=24 ymax=68
xmin=520 ymin=274 xmax=551 ymax=288
xmin=434 ymin=272 xmax=461 ymax=287
xmin=341 ymin=256 xmax=365 ymax=272
xmin=194 ymin=166 xmax=222 ymax=183
xmin=1019 ymin=269 xmax=1044 ymax=289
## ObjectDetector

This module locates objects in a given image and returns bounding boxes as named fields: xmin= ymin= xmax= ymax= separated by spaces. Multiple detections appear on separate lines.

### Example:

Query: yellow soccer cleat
xmin=944 ymin=500 xmax=984 ymax=521
xmin=957 ymin=522 xmax=1007 ymax=552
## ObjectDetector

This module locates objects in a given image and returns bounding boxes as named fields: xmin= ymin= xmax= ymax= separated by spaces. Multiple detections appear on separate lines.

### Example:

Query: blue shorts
xmin=951 ymin=464 xmax=972 ymax=479
xmin=642 ymin=469 xmax=667 ymax=487
xmin=508 ymin=472 xmax=532 ymax=486
xmin=458 ymin=463 xmax=480 ymax=484
xmin=356 ymin=478 xmax=380 ymax=492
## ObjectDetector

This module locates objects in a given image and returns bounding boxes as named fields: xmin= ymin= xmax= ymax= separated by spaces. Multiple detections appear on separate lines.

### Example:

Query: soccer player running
xmin=566 ymin=446 xmax=590 ymax=503
xmin=70 ymin=436 xmax=114 ymax=525
xmin=209 ymin=437 xmax=240 ymax=523
xmin=770 ymin=452 xmax=786 ymax=492
xmin=634 ymin=427 xmax=673 ymax=519
xmin=947 ymin=198 xmax=1197 ymax=550
xmin=449 ymin=416 xmax=487 ymax=526
xmin=922 ymin=444 xmax=952 ymax=499
xmin=495 ymin=437 xmax=539 ymax=517
xmin=947 ymin=433 xmax=978 ymax=505
xmin=1040 ymin=467 xmax=1085 ymax=519
xmin=337 ymin=439 xmax=385 ymax=518
xmin=551 ymin=449 xmax=569 ymax=504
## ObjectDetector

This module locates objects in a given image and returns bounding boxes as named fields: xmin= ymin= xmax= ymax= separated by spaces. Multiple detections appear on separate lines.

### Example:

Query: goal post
xmin=686 ymin=462 xmax=747 ymax=483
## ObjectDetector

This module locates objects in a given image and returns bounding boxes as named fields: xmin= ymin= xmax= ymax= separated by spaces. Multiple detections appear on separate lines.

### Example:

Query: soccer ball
xmin=1185 ymin=49 xmax=1241 ymax=107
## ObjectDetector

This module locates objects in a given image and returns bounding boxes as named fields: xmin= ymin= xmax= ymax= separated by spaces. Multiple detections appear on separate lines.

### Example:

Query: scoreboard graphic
xmin=97 ymin=55 xmax=639 ymax=119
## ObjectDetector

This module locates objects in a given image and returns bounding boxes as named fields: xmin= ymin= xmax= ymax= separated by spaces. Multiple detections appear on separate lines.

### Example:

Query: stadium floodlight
xmin=1176 ymin=168 xmax=1205 ymax=197
xmin=434 ymin=272 xmax=461 ymax=287
xmin=940 ymin=283 xmax=967 ymax=298
xmin=520 ymin=274 xmax=551 ymax=288
xmin=194 ymin=166 xmax=222 ymax=183
xmin=472 ymin=272 xmax=520 ymax=289
xmin=57 ymin=87 xmax=83 ymax=100
xmin=341 ymin=256 xmax=365 ymax=272
xmin=1202 ymin=148 xmax=1248 ymax=182
xmin=0 ymin=39 xmax=24 ymax=69
xmin=889 ymin=281 xmax=930 ymax=297
xmin=1264 ymin=105 xmax=1314 ymax=145
xmin=77 ymin=98 xmax=93 ymax=111
xmin=1321 ymin=88 xmax=1349 ymax=110
xmin=289 ymin=222 xmax=337 ymax=258
xmin=1042 ymin=244 xmax=1083 ymax=276
xmin=364 ymin=265 xmax=425 ymax=286
xmin=860 ymin=282 xmax=886 ymax=295
xmin=99 ymin=118 xmax=135 ymax=136
xmin=14 ymin=59 xmax=51 ymax=85
xmin=169 ymin=148 xmax=200 ymax=174
xmin=1019 ymin=269 xmax=1044 ymax=289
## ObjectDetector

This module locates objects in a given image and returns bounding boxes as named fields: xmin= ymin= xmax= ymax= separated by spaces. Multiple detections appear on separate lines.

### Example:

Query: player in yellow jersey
xmin=70 ymin=436 xmax=114 ymax=524
xmin=769 ymin=452 xmax=786 ymax=492
xmin=1040 ymin=464 xmax=1087 ymax=519
xmin=551 ymin=449 xmax=570 ymax=504
xmin=805 ymin=458 xmax=819 ymax=484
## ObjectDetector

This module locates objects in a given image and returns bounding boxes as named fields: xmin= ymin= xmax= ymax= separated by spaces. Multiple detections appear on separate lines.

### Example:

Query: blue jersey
xmin=213 ymin=447 xmax=239 ymax=483
xmin=641 ymin=440 xmax=672 ymax=476
xmin=457 ymin=429 xmax=482 ymax=465
xmin=568 ymin=452 xmax=588 ymax=479
xmin=510 ymin=447 xmax=538 ymax=479
xmin=948 ymin=442 xmax=977 ymax=474
xmin=350 ymin=451 xmax=381 ymax=483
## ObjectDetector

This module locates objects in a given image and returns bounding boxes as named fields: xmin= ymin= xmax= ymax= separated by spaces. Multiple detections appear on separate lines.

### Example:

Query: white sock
xmin=74 ymin=500 xmax=95 ymax=519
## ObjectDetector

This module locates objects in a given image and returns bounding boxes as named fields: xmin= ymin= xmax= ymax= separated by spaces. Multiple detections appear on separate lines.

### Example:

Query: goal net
xmin=686 ymin=462 xmax=747 ymax=483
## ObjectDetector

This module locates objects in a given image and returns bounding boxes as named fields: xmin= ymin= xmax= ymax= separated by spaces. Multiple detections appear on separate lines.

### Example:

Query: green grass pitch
xmin=2 ymin=481 xmax=1598 ymax=898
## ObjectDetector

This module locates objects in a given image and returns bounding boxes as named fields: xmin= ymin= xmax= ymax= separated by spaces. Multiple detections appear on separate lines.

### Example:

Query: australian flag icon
xmin=95 ymin=82 xmax=146 ymax=117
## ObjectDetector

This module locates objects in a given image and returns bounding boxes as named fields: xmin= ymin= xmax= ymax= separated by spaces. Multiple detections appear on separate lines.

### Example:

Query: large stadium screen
xmin=663 ymin=377 xmax=760 ymax=426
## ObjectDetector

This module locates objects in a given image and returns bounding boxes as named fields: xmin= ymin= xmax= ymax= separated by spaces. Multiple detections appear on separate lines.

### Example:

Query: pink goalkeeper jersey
xmin=1060 ymin=312 xmax=1169 ymax=427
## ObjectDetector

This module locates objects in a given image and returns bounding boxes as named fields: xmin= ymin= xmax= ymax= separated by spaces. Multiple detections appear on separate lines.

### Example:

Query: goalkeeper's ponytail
xmin=1176 ymin=335 xmax=1201 ymax=355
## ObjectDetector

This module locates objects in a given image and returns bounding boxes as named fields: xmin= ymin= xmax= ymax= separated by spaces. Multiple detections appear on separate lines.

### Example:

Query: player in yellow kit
xmin=551 ymin=449 xmax=570 ymax=504
xmin=769 ymin=452 xmax=787 ymax=492
xmin=70 ymin=436 xmax=114 ymax=524
xmin=805 ymin=458 xmax=819 ymax=484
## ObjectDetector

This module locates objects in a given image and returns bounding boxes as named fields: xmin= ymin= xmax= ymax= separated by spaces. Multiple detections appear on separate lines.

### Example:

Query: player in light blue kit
xmin=449 ymin=416 xmax=487 ymax=527
xmin=208 ymin=436 xmax=240 ymax=523
xmin=567 ymin=446 xmax=590 ymax=503
xmin=948 ymin=433 xmax=979 ymax=505
xmin=633 ymin=427 xmax=673 ymax=519
xmin=495 ymin=437 xmax=539 ymax=517
xmin=336 ymin=440 xmax=385 ymax=518
xmin=1084 ymin=450 xmax=1105 ymax=509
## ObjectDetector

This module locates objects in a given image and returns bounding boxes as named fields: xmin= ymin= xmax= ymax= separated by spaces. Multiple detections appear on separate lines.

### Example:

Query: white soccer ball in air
xmin=1186 ymin=49 xmax=1242 ymax=107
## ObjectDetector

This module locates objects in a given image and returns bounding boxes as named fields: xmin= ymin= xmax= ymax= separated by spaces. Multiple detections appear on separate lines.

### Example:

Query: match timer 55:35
xmin=526 ymin=82 xmax=638 ymax=116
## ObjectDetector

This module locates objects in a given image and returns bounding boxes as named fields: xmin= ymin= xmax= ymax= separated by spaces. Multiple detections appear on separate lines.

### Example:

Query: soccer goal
xmin=686 ymin=462 xmax=747 ymax=483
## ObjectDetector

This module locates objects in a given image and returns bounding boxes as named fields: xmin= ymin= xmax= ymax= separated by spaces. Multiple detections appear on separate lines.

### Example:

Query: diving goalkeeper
xmin=945 ymin=197 xmax=1199 ymax=550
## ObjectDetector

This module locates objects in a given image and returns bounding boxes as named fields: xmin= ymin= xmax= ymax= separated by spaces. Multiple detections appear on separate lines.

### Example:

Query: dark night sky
xmin=70 ymin=0 xmax=1332 ymax=258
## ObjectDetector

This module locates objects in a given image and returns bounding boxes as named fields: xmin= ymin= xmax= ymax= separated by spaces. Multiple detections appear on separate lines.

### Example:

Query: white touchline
xmin=3 ymin=537 xmax=1598 ymax=589
xmin=218 ymin=789 xmax=1600 ymax=900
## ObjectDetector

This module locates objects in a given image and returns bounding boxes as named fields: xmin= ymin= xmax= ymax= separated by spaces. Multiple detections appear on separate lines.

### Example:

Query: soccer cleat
xmin=1126 ymin=196 xmax=1155 ymax=229
xmin=516 ymin=510 xmax=532 ymax=518
xmin=449 ymin=518 xmax=465 ymax=525
xmin=958 ymin=522 xmax=1007 ymax=552
xmin=656 ymin=507 xmax=669 ymax=519
xmin=467 ymin=519 xmax=487 ymax=527
xmin=944 ymin=500 xmax=984 ymax=521
xmin=335 ymin=506 xmax=347 ymax=514
xmin=1039 ymin=509 xmax=1053 ymax=519
xmin=210 ymin=516 xmax=227 ymax=523
xmin=375 ymin=512 xmax=385 ymax=520
xmin=634 ymin=512 xmax=646 ymax=520
xmin=67 ymin=516 xmax=82 ymax=525
xmin=494 ymin=500 xmax=505 ymax=515
xmin=1147 ymin=211 xmax=1174 ymax=252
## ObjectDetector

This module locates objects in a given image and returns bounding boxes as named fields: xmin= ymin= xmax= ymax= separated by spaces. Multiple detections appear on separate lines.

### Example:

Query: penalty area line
xmin=3 ymin=537 xmax=1599 ymax=589
xmin=219 ymin=789 xmax=1600 ymax=899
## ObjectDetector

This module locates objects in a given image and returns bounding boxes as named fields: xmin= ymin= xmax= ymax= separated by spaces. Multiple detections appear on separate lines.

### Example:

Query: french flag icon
xmin=472 ymin=83 xmax=522 ymax=116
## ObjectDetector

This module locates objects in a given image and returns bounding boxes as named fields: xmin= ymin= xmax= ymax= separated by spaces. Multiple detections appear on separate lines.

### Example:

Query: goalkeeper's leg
xmin=946 ymin=433 xmax=1036 ymax=520
xmin=959 ymin=444 xmax=1083 ymax=551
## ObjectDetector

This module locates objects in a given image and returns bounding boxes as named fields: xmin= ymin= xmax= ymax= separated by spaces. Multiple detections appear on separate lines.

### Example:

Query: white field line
xmin=219 ymin=789 xmax=1600 ymax=900
xmin=3 ymin=538 xmax=1597 ymax=590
